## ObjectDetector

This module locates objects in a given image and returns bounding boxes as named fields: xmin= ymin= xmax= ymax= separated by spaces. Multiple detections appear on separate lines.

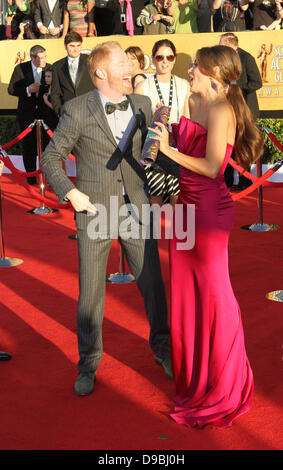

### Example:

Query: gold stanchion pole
xmin=27 ymin=120 xmax=57 ymax=215
xmin=241 ymin=157 xmax=280 ymax=232
xmin=0 ymin=160 xmax=23 ymax=268
xmin=106 ymin=244 xmax=135 ymax=284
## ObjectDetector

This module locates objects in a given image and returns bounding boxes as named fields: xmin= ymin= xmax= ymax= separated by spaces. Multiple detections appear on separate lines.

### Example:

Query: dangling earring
xmin=211 ymin=80 xmax=218 ymax=93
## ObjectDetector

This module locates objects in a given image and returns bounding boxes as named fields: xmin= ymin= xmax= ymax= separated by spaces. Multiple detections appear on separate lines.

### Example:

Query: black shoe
xmin=74 ymin=372 xmax=96 ymax=396
xmin=230 ymin=185 xmax=242 ymax=192
xmin=27 ymin=176 xmax=37 ymax=185
xmin=154 ymin=354 xmax=173 ymax=380
xmin=0 ymin=351 xmax=12 ymax=361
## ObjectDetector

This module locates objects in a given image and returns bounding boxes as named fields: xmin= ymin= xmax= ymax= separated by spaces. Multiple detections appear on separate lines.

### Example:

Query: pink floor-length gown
xmin=169 ymin=117 xmax=254 ymax=428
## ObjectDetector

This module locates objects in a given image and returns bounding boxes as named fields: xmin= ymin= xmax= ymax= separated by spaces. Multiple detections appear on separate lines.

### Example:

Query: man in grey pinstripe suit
xmin=41 ymin=41 xmax=172 ymax=396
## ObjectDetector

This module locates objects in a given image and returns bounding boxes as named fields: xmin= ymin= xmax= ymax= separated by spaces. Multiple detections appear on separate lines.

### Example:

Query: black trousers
xmin=20 ymin=123 xmax=50 ymax=173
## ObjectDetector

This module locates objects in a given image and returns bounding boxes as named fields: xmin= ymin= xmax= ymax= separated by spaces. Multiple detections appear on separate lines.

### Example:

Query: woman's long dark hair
xmin=197 ymin=46 xmax=263 ymax=170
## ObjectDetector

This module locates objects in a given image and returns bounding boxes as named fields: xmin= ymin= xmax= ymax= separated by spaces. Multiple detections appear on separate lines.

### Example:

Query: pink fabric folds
xmin=125 ymin=0 xmax=134 ymax=36
xmin=169 ymin=118 xmax=254 ymax=428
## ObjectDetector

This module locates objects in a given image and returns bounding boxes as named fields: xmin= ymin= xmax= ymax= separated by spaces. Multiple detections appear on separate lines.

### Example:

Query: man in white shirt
xmin=8 ymin=45 xmax=50 ymax=184
xmin=34 ymin=0 xmax=64 ymax=38
xmin=41 ymin=41 xmax=172 ymax=396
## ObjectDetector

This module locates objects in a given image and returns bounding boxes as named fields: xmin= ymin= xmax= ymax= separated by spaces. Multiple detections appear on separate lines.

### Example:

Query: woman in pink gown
xmin=150 ymin=45 xmax=264 ymax=428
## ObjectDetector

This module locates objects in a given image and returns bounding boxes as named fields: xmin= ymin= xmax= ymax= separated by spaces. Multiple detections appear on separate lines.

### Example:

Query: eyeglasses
xmin=154 ymin=55 xmax=175 ymax=62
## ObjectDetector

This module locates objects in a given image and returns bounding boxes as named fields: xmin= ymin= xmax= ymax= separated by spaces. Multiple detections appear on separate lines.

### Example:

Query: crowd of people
xmin=1 ymin=0 xmax=283 ymax=40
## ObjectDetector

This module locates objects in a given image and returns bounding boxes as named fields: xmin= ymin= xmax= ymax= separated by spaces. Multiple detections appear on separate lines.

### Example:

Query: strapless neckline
xmin=183 ymin=118 xmax=234 ymax=150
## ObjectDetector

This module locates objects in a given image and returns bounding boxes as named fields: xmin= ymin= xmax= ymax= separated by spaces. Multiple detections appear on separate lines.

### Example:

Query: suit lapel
xmin=44 ymin=0 xmax=51 ymax=12
xmin=63 ymin=57 xmax=74 ymax=90
xmin=24 ymin=61 xmax=34 ymax=84
xmin=87 ymin=89 xmax=117 ymax=147
xmin=75 ymin=54 xmax=84 ymax=90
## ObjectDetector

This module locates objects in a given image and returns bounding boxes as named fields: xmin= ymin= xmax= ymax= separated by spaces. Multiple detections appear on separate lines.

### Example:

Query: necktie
xmin=105 ymin=99 xmax=129 ymax=115
xmin=34 ymin=67 xmax=42 ymax=84
xmin=34 ymin=67 xmax=42 ymax=96
xmin=69 ymin=59 xmax=78 ymax=85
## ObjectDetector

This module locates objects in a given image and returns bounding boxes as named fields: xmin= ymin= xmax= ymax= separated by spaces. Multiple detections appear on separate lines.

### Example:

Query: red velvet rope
xmin=0 ymin=153 xmax=71 ymax=210
xmin=0 ymin=154 xmax=41 ymax=177
xmin=228 ymin=158 xmax=283 ymax=189
xmin=231 ymin=166 xmax=282 ymax=201
xmin=264 ymin=126 xmax=283 ymax=153
xmin=2 ymin=126 xmax=33 ymax=150
xmin=2 ymin=123 xmax=282 ymax=207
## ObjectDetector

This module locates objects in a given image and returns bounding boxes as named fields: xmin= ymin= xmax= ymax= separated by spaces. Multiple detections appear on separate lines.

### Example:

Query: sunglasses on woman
xmin=154 ymin=55 xmax=175 ymax=62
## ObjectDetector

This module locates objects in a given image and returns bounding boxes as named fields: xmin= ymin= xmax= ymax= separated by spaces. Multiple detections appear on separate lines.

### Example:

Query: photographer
xmin=136 ymin=0 xmax=175 ymax=34
xmin=250 ymin=0 xmax=283 ymax=29
xmin=5 ymin=0 xmax=36 ymax=39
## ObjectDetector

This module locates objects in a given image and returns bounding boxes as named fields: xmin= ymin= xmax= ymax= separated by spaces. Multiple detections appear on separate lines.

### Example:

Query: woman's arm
xmin=275 ymin=0 xmax=283 ymax=18
xmin=149 ymin=103 xmax=234 ymax=179
xmin=133 ymin=80 xmax=145 ymax=95
xmin=62 ymin=9 xmax=69 ymax=38
xmin=87 ymin=1 xmax=97 ymax=36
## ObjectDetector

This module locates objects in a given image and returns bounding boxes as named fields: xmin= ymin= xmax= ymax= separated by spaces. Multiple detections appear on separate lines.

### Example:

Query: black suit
xmin=51 ymin=54 xmax=94 ymax=116
xmin=34 ymin=0 xmax=64 ymax=38
xmin=225 ymin=47 xmax=262 ymax=188
xmin=8 ymin=60 xmax=50 ymax=173
xmin=237 ymin=47 xmax=262 ymax=120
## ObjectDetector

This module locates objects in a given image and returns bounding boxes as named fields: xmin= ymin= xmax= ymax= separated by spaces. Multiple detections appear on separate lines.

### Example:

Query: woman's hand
xmin=148 ymin=122 xmax=170 ymax=155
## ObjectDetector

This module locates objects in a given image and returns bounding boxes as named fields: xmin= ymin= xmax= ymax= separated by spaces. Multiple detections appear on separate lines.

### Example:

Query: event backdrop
xmin=0 ymin=30 xmax=282 ymax=112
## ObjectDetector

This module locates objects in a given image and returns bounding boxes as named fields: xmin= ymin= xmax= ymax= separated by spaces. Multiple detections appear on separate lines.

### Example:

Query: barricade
xmin=1 ymin=121 xmax=283 ymax=285
xmin=0 ymin=160 xmax=23 ymax=268
xmin=228 ymin=126 xmax=283 ymax=232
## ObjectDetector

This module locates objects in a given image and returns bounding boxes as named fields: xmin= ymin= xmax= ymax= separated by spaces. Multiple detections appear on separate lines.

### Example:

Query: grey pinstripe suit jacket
xmin=41 ymin=88 xmax=153 ymax=230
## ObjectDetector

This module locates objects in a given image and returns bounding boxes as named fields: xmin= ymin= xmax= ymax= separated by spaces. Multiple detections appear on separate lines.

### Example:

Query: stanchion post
xmin=106 ymin=243 xmax=135 ymax=284
xmin=240 ymin=139 xmax=280 ymax=232
xmin=27 ymin=120 xmax=57 ymax=215
xmin=0 ymin=159 xmax=23 ymax=268
xmin=257 ymin=157 xmax=263 ymax=225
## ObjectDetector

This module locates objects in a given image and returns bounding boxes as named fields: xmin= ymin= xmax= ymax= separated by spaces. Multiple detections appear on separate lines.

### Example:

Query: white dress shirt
xmin=98 ymin=90 xmax=136 ymax=195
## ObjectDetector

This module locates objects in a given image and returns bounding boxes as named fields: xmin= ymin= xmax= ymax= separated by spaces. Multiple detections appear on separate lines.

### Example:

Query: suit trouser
xmin=76 ymin=228 xmax=170 ymax=373
xmin=20 ymin=121 xmax=50 ymax=173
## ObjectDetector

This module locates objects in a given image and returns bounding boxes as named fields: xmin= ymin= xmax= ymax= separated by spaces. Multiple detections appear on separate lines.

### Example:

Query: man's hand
xmin=49 ymin=27 xmax=61 ymax=36
xmin=28 ymin=83 xmax=41 ymax=94
xmin=66 ymin=188 xmax=97 ymax=215
xmin=5 ymin=14 xmax=14 ymax=25
xmin=164 ymin=15 xmax=174 ymax=24
xmin=39 ymin=24 xmax=49 ymax=35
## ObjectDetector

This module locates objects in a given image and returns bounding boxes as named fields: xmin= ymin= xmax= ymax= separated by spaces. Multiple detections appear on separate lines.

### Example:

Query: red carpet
xmin=0 ymin=175 xmax=282 ymax=450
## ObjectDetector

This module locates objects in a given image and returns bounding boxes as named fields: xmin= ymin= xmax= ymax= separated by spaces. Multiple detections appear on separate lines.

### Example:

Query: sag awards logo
xmin=257 ymin=43 xmax=283 ymax=99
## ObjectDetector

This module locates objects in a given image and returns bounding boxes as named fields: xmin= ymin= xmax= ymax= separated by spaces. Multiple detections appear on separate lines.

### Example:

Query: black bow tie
xmin=105 ymin=99 xmax=129 ymax=115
